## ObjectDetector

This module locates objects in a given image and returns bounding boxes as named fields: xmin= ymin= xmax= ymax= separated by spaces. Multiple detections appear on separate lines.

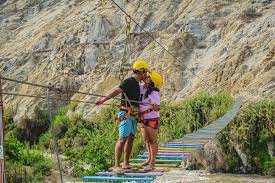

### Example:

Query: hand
xmin=152 ymin=104 xmax=160 ymax=111
xmin=95 ymin=98 xmax=107 ymax=106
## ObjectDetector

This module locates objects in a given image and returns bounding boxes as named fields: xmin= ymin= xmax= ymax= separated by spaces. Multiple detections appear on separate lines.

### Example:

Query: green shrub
xmin=218 ymin=99 xmax=275 ymax=175
xmin=5 ymin=133 xmax=24 ymax=163
xmin=6 ymin=125 xmax=53 ymax=182
xmin=16 ymin=107 xmax=50 ymax=145
xmin=37 ymin=132 xmax=50 ymax=150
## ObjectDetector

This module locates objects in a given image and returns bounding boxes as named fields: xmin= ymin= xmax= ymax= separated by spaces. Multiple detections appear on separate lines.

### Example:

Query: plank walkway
xmin=81 ymin=97 xmax=243 ymax=182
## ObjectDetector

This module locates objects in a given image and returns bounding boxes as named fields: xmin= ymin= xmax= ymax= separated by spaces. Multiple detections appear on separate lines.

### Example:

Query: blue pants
xmin=117 ymin=111 xmax=137 ymax=138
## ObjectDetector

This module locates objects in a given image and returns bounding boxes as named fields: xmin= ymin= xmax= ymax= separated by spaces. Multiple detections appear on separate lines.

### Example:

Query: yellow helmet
xmin=132 ymin=60 xmax=151 ymax=72
xmin=149 ymin=72 xmax=163 ymax=88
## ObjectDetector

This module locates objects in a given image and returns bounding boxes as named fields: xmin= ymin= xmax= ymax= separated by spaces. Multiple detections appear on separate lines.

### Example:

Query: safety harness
xmin=116 ymin=106 xmax=159 ymax=129
xmin=116 ymin=93 xmax=159 ymax=129
xmin=115 ymin=93 xmax=139 ymax=123
xmin=139 ymin=109 xmax=159 ymax=129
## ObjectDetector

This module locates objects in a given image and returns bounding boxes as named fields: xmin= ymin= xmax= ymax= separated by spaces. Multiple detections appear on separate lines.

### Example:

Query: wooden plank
xmin=130 ymin=159 xmax=181 ymax=164
xmin=138 ymin=168 xmax=169 ymax=172
xmin=169 ymin=140 xmax=207 ymax=143
xmin=182 ymin=138 xmax=212 ymax=141
xmin=144 ymin=152 xmax=191 ymax=156
xmin=185 ymin=134 xmax=214 ymax=138
xmin=124 ymin=172 xmax=163 ymax=177
xmin=130 ymin=163 xmax=179 ymax=168
xmin=167 ymin=142 xmax=206 ymax=145
xmin=137 ymin=154 xmax=187 ymax=160
xmin=200 ymin=127 xmax=222 ymax=130
xmin=158 ymin=148 xmax=199 ymax=151
xmin=168 ymin=140 xmax=208 ymax=144
xmin=81 ymin=176 xmax=154 ymax=182
xmin=192 ymin=131 xmax=219 ymax=135
xmin=182 ymin=136 xmax=212 ymax=140
xmin=96 ymin=172 xmax=163 ymax=177
xmin=164 ymin=143 xmax=203 ymax=145
xmin=160 ymin=145 xmax=201 ymax=149
xmin=163 ymin=144 xmax=203 ymax=147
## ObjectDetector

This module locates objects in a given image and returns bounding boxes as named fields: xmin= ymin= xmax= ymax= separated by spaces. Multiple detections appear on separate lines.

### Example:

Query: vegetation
xmin=218 ymin=99 xmax=275 ymax=175
xmin=5 ymin=108 xmax=52 ymax=182
xmin=4 ymin=92 xmax=274 ymax=182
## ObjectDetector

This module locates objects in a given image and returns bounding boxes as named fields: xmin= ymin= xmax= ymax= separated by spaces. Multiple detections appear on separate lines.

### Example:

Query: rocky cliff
xmin=0 ymin=0 xmax=274 ymax=120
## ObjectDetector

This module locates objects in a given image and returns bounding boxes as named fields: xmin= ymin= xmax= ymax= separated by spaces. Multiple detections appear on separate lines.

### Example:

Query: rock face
xmin=184 ymin=141 xmax=228 ymax=173
xmin=0 ymin=0 xmax=274 ymax=120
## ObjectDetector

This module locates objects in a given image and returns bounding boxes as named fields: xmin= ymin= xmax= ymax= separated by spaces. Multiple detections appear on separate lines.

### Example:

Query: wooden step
xmin=144 ymin=152 xmax=191 ymax=156
xmin=137 ymin=154 xmax=187 ymax=160
xmin=167 ymin=141 xmax=206 ymax=145
xmin=131 ymin=163 xmax=179 ymax=168
xmin=182 ymin=136 xmax=212 ymax=140
xmin=185 ymin=134 xmax=214 ymax=138
xmin=171 ymin=139 xmax=209 ymax=143
xmin=130 ymin=158 xmax=181 ymax=164
xmin=161 ymin=146 xmax=201 ymax=149
xmin=162 ymin=144 xmax=203 ymax=147
xmin=81 ymin=176 xmax=154 ymax=182
xmin=158 ymin=147 xmax=199 ymax=151
xmin=200 ymin=127 xmax=222 ymax=130
xmin=96 ymin=171 xmax=163 ymax=177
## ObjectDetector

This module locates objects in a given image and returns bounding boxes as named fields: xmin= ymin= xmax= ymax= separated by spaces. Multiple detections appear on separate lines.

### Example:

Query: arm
xmin=151 ymin=91 xmax=161 ymax=111
xmin=152 ymin=104 xmax=160 ymax=111
xmin=95 ymin=88 xmax=123 ymax=105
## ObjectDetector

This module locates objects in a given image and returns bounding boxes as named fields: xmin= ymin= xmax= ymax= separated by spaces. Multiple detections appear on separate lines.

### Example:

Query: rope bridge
xmin=81 ymin=97 xmax=243 ymax=182
xmin=0 ymin=76 xmax=241 ymax=183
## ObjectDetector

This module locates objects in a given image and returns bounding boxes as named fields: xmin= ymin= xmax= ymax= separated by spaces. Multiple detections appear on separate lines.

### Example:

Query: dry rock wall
xmin=0 ymin=0 xmax=274 ymax=120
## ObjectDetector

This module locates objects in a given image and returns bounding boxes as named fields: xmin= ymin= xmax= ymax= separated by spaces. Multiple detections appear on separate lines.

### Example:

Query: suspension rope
xmin=0 ymin=76 xmax=144 ymax=105
xmin=108 ymin=0 xmax=215 ymax=91
xmin=0 ymin=76 xmax=198 ymax=110
xmin=1 ymin=76 xmax=217 ymax=112
xmin=1 ymin=92 xmax=118 ymax=107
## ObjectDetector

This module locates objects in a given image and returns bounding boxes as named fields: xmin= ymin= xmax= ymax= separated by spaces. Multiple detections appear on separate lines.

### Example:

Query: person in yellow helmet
xmin=95 ymin=60 xmax=150 ymax=172
xmin=138 ymin=71 xmax=163 ymax=171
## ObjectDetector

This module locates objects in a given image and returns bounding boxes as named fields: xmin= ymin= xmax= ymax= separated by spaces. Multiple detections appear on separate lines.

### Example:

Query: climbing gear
xmin=116 ymin=93 xmax=139 ymax=123
xmin=132 ymin=60 xmax=151 ymax=72
xmin=133 ymin=108 xmax=152 ymax=124
xmin=119 ymin=16 xmax=132 ymax=81
xmin=149 ymin=72 xmax=163 ymax=88
xmin=116 ymin=106 xmax=141 ymax=124
xmin=138 ymin=107 xmax=159 ymax=129
xmin=116 ymin=106 xmax=132 ymax=123
xmin=141 ymin=119 xmax=159 ymax=129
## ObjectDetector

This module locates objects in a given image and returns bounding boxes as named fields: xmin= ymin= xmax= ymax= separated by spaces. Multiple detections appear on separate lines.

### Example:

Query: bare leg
xmin=141 ymin=127 xmax=151 ymax=165
xmin=124 ymin=134 xmax=134 ymax=166
xmin=147 ymin=127 xmax=158 ymax=166
xmin=115 ymin=137 xmax=127 ymax=168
